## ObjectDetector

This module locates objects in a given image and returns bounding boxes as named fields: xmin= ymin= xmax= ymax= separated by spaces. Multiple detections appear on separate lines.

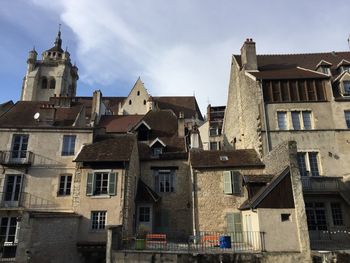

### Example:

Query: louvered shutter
xmin=232 ymin=171 xmax=241 ymax=194
xmin=109 ymin=172 xmax=117 ymax=195
xmin=86 ymin=173 xmax=93 ymax=195
xmin=233 ymin=213 xmax=242 ymax=232
xmin=223 ymin=171 xmax=232 ymax=194
xmin=226 ymin=213 xmax=235 ymax=232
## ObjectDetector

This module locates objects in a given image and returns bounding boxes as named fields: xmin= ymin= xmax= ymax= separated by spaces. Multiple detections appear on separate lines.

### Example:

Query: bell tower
xmin=21 ymin=26 xmax=79 ymax=101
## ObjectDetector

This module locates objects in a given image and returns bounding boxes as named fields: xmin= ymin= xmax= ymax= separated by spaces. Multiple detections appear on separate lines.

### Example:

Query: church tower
xmin=21 ymin=27 xmax=79 ymax=101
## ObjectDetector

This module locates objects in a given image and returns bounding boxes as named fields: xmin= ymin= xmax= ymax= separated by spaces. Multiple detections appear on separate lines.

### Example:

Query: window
xmin=302 ymin=111 xmax=312 ymax=129
xmin=129 ymin=100 xmax=132 ymax=105
xmin=321 ymin=67 xmax=330 ymax=75
xmin=277 ymin=111 xmax=287 ymax=130
xmin=210 ymin=141 xmax=221 ymax=150
xmin=223 ymin=171 xmax=241 ymax=194
xmin=297 ymin=152 xmax=320 ymax=176
xmin=137 ymin=91 xmax=140 ymax=96
xmin=86 ymin=172 xmax=117 ymax=196
xmin=49 ymin=79 xmax=56 ymax=89
xmin=152 ymin=147 xmax=163 ymax=157
xmin=331 ymin=203 xmax=343 ymax=226
xmin=281 ymin=213 xmax=291 ymax=222
xmin=41 ymin=77 xmax=48 ymax=89
xmin=91 ymin=211 xmax=106 ymax=230
xmin=209 ymin=127 xmax=219 ymax=136
xmin=343 ymin=81 xmax=350 ymax=95
xmin=61 ymin=135 xmax=76 ymax=156
xmin=58 ymin=174 xmax=72 ymax=196
xmin=11 ymin=134 xmax=29 ymax=159
xmin=139 ymin=207 xmax=150 ymax=222
xmin=345 ymin=111 xmax=350 ymax=128
xmin=0 ymin=217 xmax=18 ymax=258
xmin=154 ymin=170 xmax=175 ymax=193
xmin=305 ymin=202 xmax=327 ymax=230
xmin=291 ymin=111 xmax=301 ymax=130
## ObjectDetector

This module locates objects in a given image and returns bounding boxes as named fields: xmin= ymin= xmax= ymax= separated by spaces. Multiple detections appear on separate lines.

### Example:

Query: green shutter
xmin=109 ymin=172 xmax=117 ymax=195
xmin=223 ymin=171 xmax=232 ymax=194
xmin=226 ymin=213 xmax=235 ymax=232
xmin=86 ymin=173 xmax=93 ymax=196
xmin=232 ymin=171 xmax=241 ymax=194
xmin=233 ymin=213 xmax=242 ymax=232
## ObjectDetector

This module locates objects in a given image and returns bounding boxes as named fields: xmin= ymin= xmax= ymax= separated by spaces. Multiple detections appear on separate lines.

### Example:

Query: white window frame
xmin=61 ymin=135 xmax=76 ymax=156
xmin=297 ymin=151 xmax=321 ymax=176
xmin=154 ymin=170 xmax=176 ymax=193
xmin=86 ymin=170 xmax=117 ymax=196
xmin=343 ymin=80 xmax=350 ymax=96
xmin=0 ymin=217 xmax=19 ymax=244
xmin=277 ymin=111 xmax=288 ymax=130
xmin=277 ymin=110 xmax=314 ymax=130
xmin=91 ymin=211 xmax=107 ymax=230
xmin=223 ymin=171 xmax=241 ymax=195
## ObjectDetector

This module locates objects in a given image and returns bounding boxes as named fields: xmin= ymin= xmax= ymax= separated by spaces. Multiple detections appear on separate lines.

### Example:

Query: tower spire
xmin=54 ymin=23 xmax=62 ymax=49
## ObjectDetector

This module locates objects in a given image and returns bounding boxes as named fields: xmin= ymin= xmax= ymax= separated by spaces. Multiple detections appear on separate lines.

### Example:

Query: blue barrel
xmin=219 ymin=236 xmax=232 ymax=249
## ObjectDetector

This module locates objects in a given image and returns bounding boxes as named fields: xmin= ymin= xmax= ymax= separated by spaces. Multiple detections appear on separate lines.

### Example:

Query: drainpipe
xmin=189 ymin=162 xmax=198 ymax=242
xmin=259 ymin=80 xmax=271 ymax=153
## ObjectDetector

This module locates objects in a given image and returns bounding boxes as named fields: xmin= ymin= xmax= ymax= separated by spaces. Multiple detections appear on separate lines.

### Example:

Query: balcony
xmin=301 ymin=176 xmax=342 ymax=193
xmin=0 ymin=192 xmax=60 ymax=210
xmin=0 ymin=151 xmax=34 ymax=167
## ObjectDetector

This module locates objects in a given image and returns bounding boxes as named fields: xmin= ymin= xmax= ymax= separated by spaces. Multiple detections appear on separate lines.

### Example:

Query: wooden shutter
xmin=223 ymin=171 xmax=232 ymax=194
xmin=86 ymin=173 xmax=93 ymax=196
xmin=232 ymin=171 xmax=241 ymax=194
xmin=109 ymin=172 xmax=117 ymax=195
xmin=233 ymin=213 xmax=242 ymax=232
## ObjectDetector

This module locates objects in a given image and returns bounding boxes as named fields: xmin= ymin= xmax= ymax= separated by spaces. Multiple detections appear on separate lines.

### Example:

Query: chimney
xmin=240 ymin=38 xmax=257 ymax=71
xmin=147 ymin=96 xmax=155 ymax=112
xmin=178 ymin=112 xmax=185 ymax=137
xmin=190 ymin=124 xmax=200 ymax=149
xmin=39 ymin=104 xmax=56 ymax=123
xmin=91 ymin=90 xmax=102 ymax=124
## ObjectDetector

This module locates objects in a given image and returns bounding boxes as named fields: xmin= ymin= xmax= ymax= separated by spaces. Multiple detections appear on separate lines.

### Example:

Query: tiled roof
xmin=243 ymin=174 xmax=274 ymax=183
xmin=190 ymin=149 xmax=264 ymax=169
xmin=75 ymin=135 xmax=135 ymax=162
xmin=0 ymin=101 xmax=86 ymax=128
xmin=0 ymin=100 xmax=14 ymax=117
xmin=99 ymin=115 xmax=144 ymax=133
xmin=240 ymin=167 xmax=290 ymax=210
xmin=234 ymin=51 xmax=350 ymax=79
xmin=154 ymin=96 xmax=204 ymax=120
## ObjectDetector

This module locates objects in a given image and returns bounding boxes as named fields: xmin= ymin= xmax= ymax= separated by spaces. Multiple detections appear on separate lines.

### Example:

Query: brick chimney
xmin=39 ymin=104 xmax=56 ymax=123
xmin=240 ymin=38 xmax=257 ymax=71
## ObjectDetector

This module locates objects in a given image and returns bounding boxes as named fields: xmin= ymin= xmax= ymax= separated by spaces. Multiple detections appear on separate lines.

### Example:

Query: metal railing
xmin=0 ymin=242 xmax=17 ymax=260
xmin=301 ymin=176 xmax=341 ymax=192
xmin=122 ymin=231 xmax=265 ymax=253
xmin=0 ymin=151 xmax=34 ymax=166
xmin=308 ymin=229 xmax=350 ymax=250
xmin=0 ymin=192 xmax=59 ymax=209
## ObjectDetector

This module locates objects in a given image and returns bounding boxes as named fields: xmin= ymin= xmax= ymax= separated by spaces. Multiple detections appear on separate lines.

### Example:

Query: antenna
xmin=348 ymin=35 xmax=350 ymax=50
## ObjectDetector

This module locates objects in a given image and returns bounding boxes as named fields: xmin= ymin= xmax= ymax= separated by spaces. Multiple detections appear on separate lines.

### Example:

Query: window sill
xmin=89 ymin=195 xmax=112 ymax=199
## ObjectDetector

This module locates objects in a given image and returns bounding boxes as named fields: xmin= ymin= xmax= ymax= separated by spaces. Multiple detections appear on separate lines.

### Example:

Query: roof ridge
xmin=234 ymin=51 xmax=350 ymax=57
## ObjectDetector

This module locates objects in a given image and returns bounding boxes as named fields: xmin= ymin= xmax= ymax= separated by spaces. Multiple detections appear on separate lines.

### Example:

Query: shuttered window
xmin=86 ymin=172 xmax=117 ymax=196
xmin=223 ymin=171 xmax=241 ymax=195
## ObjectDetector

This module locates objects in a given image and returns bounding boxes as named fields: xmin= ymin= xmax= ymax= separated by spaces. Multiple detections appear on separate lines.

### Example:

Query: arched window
xmin=137 ymin=91 xmax=140 ymax=96
xmin=129 ymin=100 xmax=132 ymax=105
xmin=41 ymin=77 xmax=48 ymax=89
xmin=143 ymin=100 xmax=146 ymax=105
xmin=49 ymin=78 xmax=56 ymax=89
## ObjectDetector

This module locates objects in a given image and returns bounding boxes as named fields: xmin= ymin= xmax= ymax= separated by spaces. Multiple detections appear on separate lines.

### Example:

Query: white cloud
xmin=28 ymin=0 xmax=350 ymax=113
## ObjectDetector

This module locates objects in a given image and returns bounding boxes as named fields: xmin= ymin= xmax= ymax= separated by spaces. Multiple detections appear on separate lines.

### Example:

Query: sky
xmin=1 ymin=0 xmax=350 ymax=114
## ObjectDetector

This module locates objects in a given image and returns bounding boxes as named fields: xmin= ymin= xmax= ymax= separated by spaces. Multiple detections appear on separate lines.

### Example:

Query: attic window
xmin=143 ymin=100 xmax=146 ymax=105
xmin=320 ymin=67 xmax=330 ymax=75
xmin=152 ymin=147 xmax=163 ymax=157
xmin=343 ymin=81 xmax=350 ymax=96
xmin=281 ymin=213 xmax=291 ymax=222
xmin=220 ymin=156 xmax=228 ymax=161
xmin=129 ymin=100 xmax=132 ymax=105
xmin=137 ymin=91 xmax=140 ymax=96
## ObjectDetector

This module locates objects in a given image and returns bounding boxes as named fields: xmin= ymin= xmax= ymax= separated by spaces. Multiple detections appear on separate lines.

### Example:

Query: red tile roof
xmin=99 ymin=115 xmax=144 ymax=133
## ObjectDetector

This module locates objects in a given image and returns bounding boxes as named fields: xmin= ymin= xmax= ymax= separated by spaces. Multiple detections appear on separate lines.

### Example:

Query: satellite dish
xmin=34 ymin=112 xmax=40 ymax=120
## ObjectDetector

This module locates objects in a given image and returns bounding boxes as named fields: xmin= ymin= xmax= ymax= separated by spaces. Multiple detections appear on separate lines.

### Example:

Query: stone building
xmin=198 ymin=105 xmax=225 ymax=150
xmin=223 ymin=38 xmax=350 ymax=250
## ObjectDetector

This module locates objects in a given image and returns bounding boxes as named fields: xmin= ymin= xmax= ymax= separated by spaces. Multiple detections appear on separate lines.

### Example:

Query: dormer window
xmin=343 ymin=81 xmax=350 ymax=96
xmin=153 ymin=147 xmax=163 ymax=157
xmin=220 ymin=156 xmax=228 ymax=161
xmin=320 ymin=67 xmax=330 ymax=75
xmin=134 ymin=121 xmax=151 ymax=141
xmin=341 ymin=66 xmax=350 ymax=73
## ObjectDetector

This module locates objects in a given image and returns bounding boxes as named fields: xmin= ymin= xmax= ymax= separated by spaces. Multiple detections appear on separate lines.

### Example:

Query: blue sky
xmin=1 ymin=0 xmax=350 ymax=113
